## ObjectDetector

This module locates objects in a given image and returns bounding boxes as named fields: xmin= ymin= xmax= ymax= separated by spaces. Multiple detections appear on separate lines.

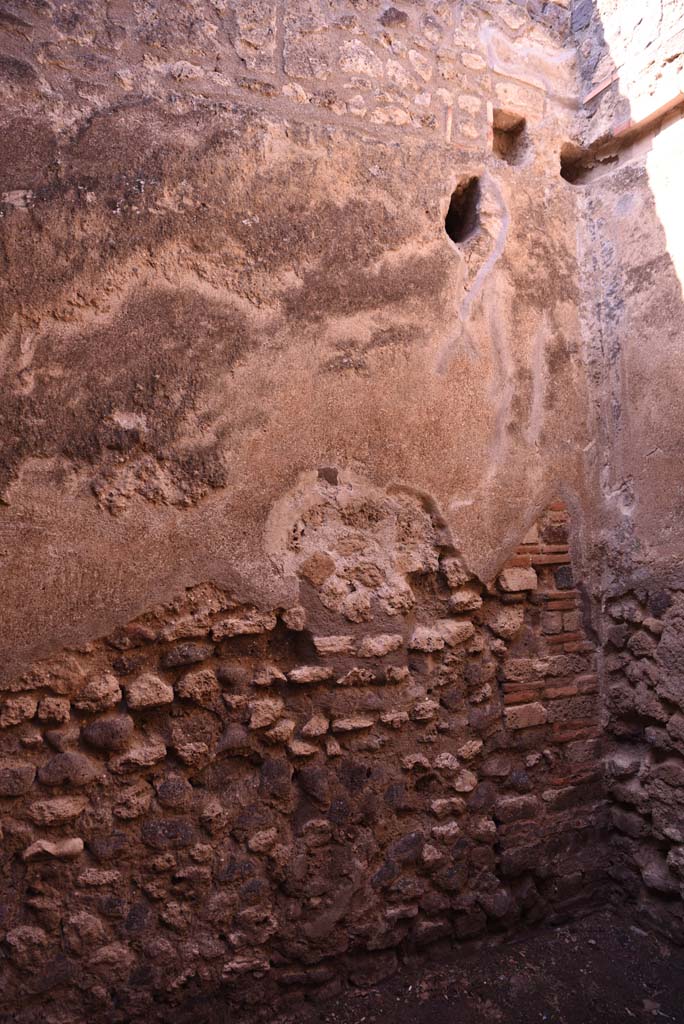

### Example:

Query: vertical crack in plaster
xmin=525 ymin=315 xmax=548 ymax=447
xmin=436 ymin=172 xmax=510 ymax=373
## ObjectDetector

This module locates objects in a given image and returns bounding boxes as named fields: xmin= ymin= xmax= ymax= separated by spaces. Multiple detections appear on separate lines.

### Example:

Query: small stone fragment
xmin=246 ymin=828 xmax=278 ymax=855
xmin=380 ymin=7 xmax=409 ymax=29
xmin=109 ymin=736 xmax=167 ymax=773
xmin=358 ymin=634 xmax=403 ymax=658
xmin=176 ymin=668 xmax=221 ymax=708
xmin=421 ymin=843 xmax=444 ymax=867
xmin=380 ymin=711 xmax=409 ymax=729
xmin=217 ymin=663 xmax=252 ymax=688
xmin=28 ymin=796 xmax=87 ymax=825
xmin=72 ymin=673 xmax=122 ymax=712
xmin=160 ymin=642 xmax=214 ymax=667
xmin=384 ymin=666 xmax=411 ymax=685
xmin=627 ymin=630 xmax=658 ymax=659
xmin=457 ymin=739 xmax=483 ymax=760
xmin=38 ymin=752 xmax=99 ymax=787
xmin=301 ymin=714 xmax=329 ymax=737
xmin=498 ymin=567 xmax=538 ymax=593
xmin=77 ymin=868 xmax=121 ymax=887
xmin=288 ymin=666 xmax=335 ymax=684
xmin=264 ymin=718 xmax=296 ymax=744
xmin=441 ymin=557 xmax=471 ymax=588
xmin=434 ymin=752 xmax=460 ymax=772
xmin=470 ymin=816 xmax=497 ymax=842
xmin=222 ymin=955 xmax=270 ymax=977
xmin=605 ymin=749 xmax=643 ymax=778
xmin=438 ymin=619 xmax=476 ymax=646
xmin=212 ymin=609 xmax=277 ymax=640
xmin=125 ymin=673 xmax=174 ymax=708
xmin=82 ymin=714 xmax=134 ymax=751
xmin=388 ymin=831 xmax=425 ymax=865
xmin=485 ymin=604 xmax=525 ymax=639
xmin=5 ymin=925 xmax=50 ymax=970
xmin=113 ymin=780 xmax=153 ymax=820
xmin=19 ymin=726 xmax=44 ymax=748
xmin=411 ymin=699 xmax=439 ymax=721
xmin=430 ymin=797 xmax=466 ymax=818
xmin=155 ymin=774 xmax=193 ymax=809
xmin=342 ymin=589 xmax=372 ymax=622
xmin=174 ymin=741 xmax=210 ymax=766
xmin=253 ymin=665 xmax=287 ymax=687
xmin=249 ymin=698 xmax=284 ymax=730
xmin=300 ymin=552 xmax=336 ymax=586
xmin=141 ymin=819 xmax=196 ymax=850
xmin=37 ymin=697 xmax=71 ymax=722
xmin=504 ymin=702 xmax=548 ymax=730
xmin=337 ymin=667 xmax=376 ymax=687
xmin=313 ymin=635 xmax=355 ymax=655
xmin=340 ymin=39 xmax=383 ymax=77
xmin=409 ymin=627 xmax=444 ymax=652
xmin=448 ymin=587 xmax=483 ymax=612
xmin=23 ymin=837 xmax=84 ymax=860
xmin=217 ymin=724 xmax=252 ymax=757
xmin=44 ymin=723 xmax=80 ymax=752
xmin=432 ymin=821 xmax=460 ymax=841
xmin=451 ymin=769 xmax=478 ymax=792
xmin=0 ymin=695 xmax=38 ymax=728
xmin=288 ymin=740 xmax=319 ymax=757
xmin=332 ymin=716 xmax=374 ymax=732
xmin=0 ymin=761 xmax=36 ymax=796
xmin=282 ymin=606 xmax=307 ymax=631
xmin=401 ymin=753 xmax=430 ymax=771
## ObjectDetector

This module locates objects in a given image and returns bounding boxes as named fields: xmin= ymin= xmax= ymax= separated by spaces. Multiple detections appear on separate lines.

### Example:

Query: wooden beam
xmin=611 ymin=92 xmax=684 ymax=141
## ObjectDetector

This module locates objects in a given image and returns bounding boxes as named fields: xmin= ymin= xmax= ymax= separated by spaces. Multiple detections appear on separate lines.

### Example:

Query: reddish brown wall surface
xmin=0 ymin=493 xmax=609 ymax=1021
xmin=1 ymin=1 xmax=684 ymax=1019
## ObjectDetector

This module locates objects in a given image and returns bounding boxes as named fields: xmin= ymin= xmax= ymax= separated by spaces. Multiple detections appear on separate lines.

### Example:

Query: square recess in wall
xmin=492 ymin=109 xmax=528 ymax=165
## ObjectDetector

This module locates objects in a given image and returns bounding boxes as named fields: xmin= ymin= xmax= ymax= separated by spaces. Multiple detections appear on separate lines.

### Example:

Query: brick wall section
xmin=0 ymin=487 xmax=610 ymax=1022
xmin=500 ymin=501 xmax=601 ymax=744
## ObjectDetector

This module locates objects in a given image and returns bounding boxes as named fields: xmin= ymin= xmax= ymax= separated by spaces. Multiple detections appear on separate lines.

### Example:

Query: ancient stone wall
xmin=1 ymin=0 xmax=684 ymax=1019
xmin=0 ymin=487 xmax=609 ymax=1020
xmin=603 ymin=590 xmax=684 ymax=942
xmin=569 ymin=0 xmax=684 ymax=941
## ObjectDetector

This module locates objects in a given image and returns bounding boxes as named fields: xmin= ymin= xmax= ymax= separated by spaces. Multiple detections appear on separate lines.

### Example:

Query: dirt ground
xmin=287 ymin=911 xmax=684 ymax=1024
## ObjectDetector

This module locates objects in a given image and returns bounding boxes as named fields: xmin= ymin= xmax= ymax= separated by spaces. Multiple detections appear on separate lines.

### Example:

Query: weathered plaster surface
xmin=572 ymin=0 xmax=684 ymax=945
xmin=1 ymin=0 xmax=684 ymax=1018
xmin=0 ymin=0 xmax=587 ymax=683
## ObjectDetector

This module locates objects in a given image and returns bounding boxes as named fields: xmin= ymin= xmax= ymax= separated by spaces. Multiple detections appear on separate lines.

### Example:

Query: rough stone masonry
xmin=0 ymin=1 xmax=683 ymax=1022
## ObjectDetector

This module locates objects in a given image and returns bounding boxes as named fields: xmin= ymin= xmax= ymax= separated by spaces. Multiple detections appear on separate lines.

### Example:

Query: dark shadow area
xmin=570 ymin=0 xmax=684 ymax=950
xmin=170 ymin=911 xmax=684 ymax=1023
xmin=444 ymin=177 xmax=480 ymax=244
xmin=492 ymin=109 xmax=528 ymax=166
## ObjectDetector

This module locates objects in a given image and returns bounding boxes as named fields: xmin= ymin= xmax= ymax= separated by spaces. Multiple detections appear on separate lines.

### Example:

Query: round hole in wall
xmin=560 ymin=141 xmax=588 ymax=183
xmin=444 ymin=176 xmax=480 ymax=244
